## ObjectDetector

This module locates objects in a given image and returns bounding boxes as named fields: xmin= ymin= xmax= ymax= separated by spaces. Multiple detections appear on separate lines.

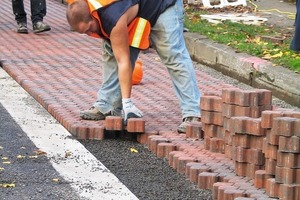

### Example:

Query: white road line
xmin=0 ymin=67 xmax=138 ymax=200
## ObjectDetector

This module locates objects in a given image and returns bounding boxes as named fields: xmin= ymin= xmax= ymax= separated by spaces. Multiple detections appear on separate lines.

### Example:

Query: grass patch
xmin=184 ymin=6 xmax=300 ymax=72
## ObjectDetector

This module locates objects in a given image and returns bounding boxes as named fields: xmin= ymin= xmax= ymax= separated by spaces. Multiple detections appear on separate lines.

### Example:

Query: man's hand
xmin=122 ymin=98 xmax=143 ymax=125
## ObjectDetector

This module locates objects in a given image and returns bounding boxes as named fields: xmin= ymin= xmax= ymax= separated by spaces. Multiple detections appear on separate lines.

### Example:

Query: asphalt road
xmin=0 ymin=103 xmax=83 ymax=200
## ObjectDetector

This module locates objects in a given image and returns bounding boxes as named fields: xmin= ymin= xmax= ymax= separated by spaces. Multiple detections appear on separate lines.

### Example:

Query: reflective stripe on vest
xmin=87 ymin=0 xmax=102 ymax=9
xmin=132 ymin=18 xmax=147 ymax=48
xmin=128 ymin=17 xmax=151 ymax=49
xmin=87 ymin=0 xmax=117 ymax=11
xmin=67 ymin=0 xmax=116 ymax=9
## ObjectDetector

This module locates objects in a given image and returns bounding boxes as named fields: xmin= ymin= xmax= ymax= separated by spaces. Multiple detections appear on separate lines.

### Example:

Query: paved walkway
xmin=0 ymin=0 xmax=237 ymax=138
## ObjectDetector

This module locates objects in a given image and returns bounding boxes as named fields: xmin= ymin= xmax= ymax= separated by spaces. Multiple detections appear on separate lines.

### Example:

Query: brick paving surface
xmin=1 ymin=0 xmax=300 ymax=199
xmin=0 ymin=0 xmax=235 ymax=138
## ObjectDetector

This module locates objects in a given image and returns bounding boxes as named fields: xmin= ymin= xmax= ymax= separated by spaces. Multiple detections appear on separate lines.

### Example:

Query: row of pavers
xmin=103 ymin=88 xmax=300 ymax=200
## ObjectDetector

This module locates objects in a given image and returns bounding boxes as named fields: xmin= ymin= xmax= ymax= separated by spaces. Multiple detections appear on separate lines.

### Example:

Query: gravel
xmin=80 ymin=138 xmax=213 ymax=200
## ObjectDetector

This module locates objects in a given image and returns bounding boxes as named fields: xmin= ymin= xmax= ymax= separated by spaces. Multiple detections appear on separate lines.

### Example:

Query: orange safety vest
xmin=68 ymin=0 xmax=151 ymax=49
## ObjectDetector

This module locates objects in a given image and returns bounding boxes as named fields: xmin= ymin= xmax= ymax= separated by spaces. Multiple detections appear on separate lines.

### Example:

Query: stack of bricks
xmin=254 ymin=110 xmax=286 ymax=191
xmin=262 ymin=112 xmax=300 ymax=200
xmin=207 ymin=89 xmax=279 ymax=200
xmin=105 ymin=88 xmax=300 ymax=200
xmin=201 ymin=88 xmax=272 ymax=156
xmin=222 ymin=89 xmax=272 ymax=152
xmin=222 ymin=88 xmax=272 ymax=168
xmin=227 ymin=116 xmax=267 ymax=179
xmin=200 ymin=95 xmax=225 ymax=153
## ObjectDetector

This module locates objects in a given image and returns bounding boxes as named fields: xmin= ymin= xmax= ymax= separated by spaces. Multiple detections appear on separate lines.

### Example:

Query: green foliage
xmin=184 ymin=9 xmax=300 ymax=72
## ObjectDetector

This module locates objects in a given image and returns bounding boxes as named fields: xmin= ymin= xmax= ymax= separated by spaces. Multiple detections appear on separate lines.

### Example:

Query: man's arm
xmin=109 ymin=4 xmax=139 ymax=99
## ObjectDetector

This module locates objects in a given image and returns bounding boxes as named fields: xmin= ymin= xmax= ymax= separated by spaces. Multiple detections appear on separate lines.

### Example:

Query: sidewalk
xmin=0 ymin=0 xmax=300 ymax=199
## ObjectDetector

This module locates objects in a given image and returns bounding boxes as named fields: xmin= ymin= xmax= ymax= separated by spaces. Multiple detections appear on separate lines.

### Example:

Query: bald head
xmin=66 ymin=0 xmax=91 ymax=32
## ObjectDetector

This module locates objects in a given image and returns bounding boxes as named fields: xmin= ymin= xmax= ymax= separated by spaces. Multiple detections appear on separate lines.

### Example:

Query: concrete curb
xmin=184 ymin=32 xmax=300 ymax=107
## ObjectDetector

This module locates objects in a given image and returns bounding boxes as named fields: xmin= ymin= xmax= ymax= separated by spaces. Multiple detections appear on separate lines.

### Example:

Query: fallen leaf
xmin=65 ymin=150 xmax=72 ymax=157
xmin=262 ymin=54 xmax=272 ymax=60
xmin=130 ymin=148 xmax=138 ymax=153
xmin=34 ymin=150 xmax=47 ymax=155
xmin=2 ymin=157 xmax=10 ymax=164
xmin=29 ymin=155 xmax=38 ymax=159
xmin=17 ymin=155 xmax=25 ymax=159
xmin=270 ymin=51 xmax=283 ymax=58
xmin=0 ymin=183 xmax=15 ymax=188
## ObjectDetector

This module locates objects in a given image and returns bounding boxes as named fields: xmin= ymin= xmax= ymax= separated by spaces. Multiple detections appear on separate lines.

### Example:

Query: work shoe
xmin=17 ymin=22 xmax=28 ymax=34
xmin=33 ymin=21 xmax=51 ymax=33
xmin=80 ymin=106 xmax=111 ymax=120
xmin=177 ymin=117 xmax=201 ymax=133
